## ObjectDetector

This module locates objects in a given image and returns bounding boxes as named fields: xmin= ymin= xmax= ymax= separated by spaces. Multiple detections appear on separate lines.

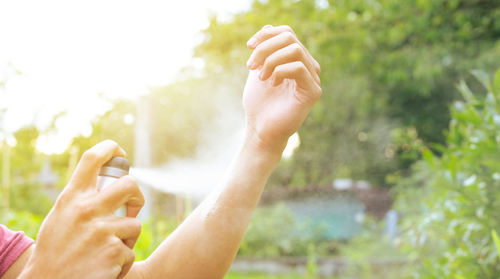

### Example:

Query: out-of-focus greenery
xmin=225 ymin=273 xmax=305 ymax=279
xmin=195 ymin=0 xmax=500 ymax=186
xmin=336 ymin=218 xmax=413 ymax=278
xmin=0 ymin=209 xmax=43 ymax=239
xmin=1 ymin=1 xmax=500 ymax=278
xmin=55 ymin=0 xmax=500 ymax=189
xmin=134 ymin=217 xmax=178 ymax=261
xmin=239 ymin=203 xmax=329 ymax=257
xmin=393 ymin=69 xmax=500 ymax=278
xmin=0 ymin=125 xmax=53 ymax=221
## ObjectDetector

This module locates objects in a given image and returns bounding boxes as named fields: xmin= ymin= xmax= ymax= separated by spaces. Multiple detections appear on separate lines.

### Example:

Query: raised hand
xmin=19 ymin=140 xmax=144 ymax=279
xmin=243 ymin=25 xmax=322 ymax=155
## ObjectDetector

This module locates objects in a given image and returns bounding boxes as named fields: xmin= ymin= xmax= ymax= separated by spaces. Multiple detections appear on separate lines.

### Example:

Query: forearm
xmin=141 ymin=132 xmax=282 ymax=279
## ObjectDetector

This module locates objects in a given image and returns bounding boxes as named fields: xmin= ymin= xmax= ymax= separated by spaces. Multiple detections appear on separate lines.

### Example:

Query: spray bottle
xmin=96 ymin=156 xmax=130 ymax=216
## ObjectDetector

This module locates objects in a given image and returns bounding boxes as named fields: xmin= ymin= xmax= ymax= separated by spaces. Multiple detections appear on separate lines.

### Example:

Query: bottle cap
xmin=98 ymin=156 xmax=130 ymax=178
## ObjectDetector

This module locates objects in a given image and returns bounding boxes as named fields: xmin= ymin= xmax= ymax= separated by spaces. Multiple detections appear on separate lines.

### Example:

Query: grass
xmin=225 ymin=273 xmax=306 ymax=279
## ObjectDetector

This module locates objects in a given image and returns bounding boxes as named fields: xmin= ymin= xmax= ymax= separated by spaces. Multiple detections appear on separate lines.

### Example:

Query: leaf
xmin=457 ymin=80 xmax=475 ymax=103
xmin=471 ymin=69 xmax=492 ymax=93
xmin=422 ymin=148 xmax=435 ymax=164
xmin=493 ymin=69 xmax=500 ymax=96
xmin=491 ymin=230 xmax=500 ymax=260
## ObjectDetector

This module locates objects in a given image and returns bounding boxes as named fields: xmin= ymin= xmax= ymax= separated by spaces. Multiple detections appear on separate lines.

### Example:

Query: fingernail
xmin=246 ymin=59 xmax=254 ymax=68
xmin=263 ymin=24 xmax=273 ymax=29
xmin=249 ymin=62 xmax=258 ymax=70
xmin=247 ymin=37 xmax=257 ymax=47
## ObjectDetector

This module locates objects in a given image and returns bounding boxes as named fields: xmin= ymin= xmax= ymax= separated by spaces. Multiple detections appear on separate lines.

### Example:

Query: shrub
xmin=238 ymin=203 xmax=328 ymax=257
xmin=394 ymin=69 xmax=500 ymax=278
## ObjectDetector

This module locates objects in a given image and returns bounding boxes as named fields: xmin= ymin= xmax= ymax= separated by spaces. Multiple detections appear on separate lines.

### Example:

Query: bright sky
xmin=0 ymin=0 xmax=251 ymax=154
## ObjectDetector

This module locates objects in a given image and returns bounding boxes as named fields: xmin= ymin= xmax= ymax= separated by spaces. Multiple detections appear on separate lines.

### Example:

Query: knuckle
xmin=122 ymin=175 xmax=138 ymax=186
xmin=262 ymin=57 xmax=273 ymax=70
xmin=94 ymin=220 xmax=108 ymax=234
xmin=75 ymin=201 xmax=97 ymax=220
xmin=253 ymin=45 xmax=265 ymax=58
xmin=121 ymin=176 xmax=145 ymax=205
xmin=274 ymin=64 xmax=285 ymax=75
xmin=107 ymin=240 xmax=124 ymax=259
xmin=130 ymin=218 xmax=142 ymax=236
xmin=121 ymin=176 xmax=139 ymax=192
xmin=103 ymin=139 xmax=118 ymax=148
xmin=316 ymin=86 xmax=323 ymax=97
xmin=127 ymin=249 xmax=136 ymax=262
xmin=282 ymin=31 xmax=296 ymax=42
xmin=54 ymin=190 xmax=71 ymax=209
xmin=294 ymin=62 xmax=307 ymax=73
xmin=91 ymin=221 xmax=109 ymax=241
xmin=290 ymin=43 xmax=303 ymax=56
xmin=282 ymin=25 xmax=293 ymax=33
xmin=82 ymin=149 xmax=99 ymax=163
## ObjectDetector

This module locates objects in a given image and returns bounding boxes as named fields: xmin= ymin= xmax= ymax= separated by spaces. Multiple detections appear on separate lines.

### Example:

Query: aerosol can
xmin=96 ymin=156 xmax=130 ymax=216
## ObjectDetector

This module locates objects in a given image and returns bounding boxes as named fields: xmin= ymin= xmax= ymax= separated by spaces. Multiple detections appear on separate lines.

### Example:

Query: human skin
xmin=127 ymin=24 xmax=322 ymax=279
xmin=4 ymin=24 xmax=321 ymax=279
xmin=5 ymin=140 xmax=145 ymax=279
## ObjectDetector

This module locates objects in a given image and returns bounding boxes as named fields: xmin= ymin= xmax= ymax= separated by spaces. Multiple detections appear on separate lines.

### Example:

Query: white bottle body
xmin=96 ymin=175 xmax=126 ymax=217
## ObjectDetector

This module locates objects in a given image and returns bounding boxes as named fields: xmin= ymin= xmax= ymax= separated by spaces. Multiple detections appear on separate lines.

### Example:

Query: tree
xmin=194 ymin=0 xmax=500 ymax=187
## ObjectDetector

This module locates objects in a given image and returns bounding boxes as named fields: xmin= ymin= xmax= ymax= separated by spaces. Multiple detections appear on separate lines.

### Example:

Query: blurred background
xmin=1 ymin=0 xmax=500 ymax=278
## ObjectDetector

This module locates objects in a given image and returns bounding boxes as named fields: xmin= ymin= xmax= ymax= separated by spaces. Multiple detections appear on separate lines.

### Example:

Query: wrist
xmin=242 ymin=128 xmax=286 ymax=166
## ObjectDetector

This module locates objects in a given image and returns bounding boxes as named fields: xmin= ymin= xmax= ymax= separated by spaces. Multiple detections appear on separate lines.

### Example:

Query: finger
xmin=247 ymin=31 xmax=297 ymax=70
xmin=107 ymin=217 xmax=142 ymax=246
xmin=116 ymin=243 xmax=136 ymax=279
xmin=272 ymin=61 xmax=322 ymax=101
xmin=247 ymin=25 xmax=296 ymax=49
xmin=101 ymin=216 xmax=142 ymax=251
xmin=247 ymin=25 xmax=321 ymax=76
xmin=69 ymin=140 xmax=126 ymax=191
xmin=260 ymin=42 xmax=320 ymax=85
xmin=97 ymin=175 xmax=145 ymax=217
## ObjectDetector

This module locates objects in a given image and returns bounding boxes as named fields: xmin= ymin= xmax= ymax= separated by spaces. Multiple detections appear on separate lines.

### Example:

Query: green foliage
xmin=394 ymin=69 xmax=500 ymax=278
xmin=133 ymin=217 xmax=178 ymax=261
xmin=306 ymin=244 xmax=319 ymax=279
xmin=238 ymin=203 xmax=328 ymax=257
xmin=334 ymin=217 xmax=413 ymax=279
xmin=195 ymin=0 xmax=500 ymax=187
xmin=225 ymin=273 xmax=304 ymax=279
xmin=67 ymin=73 xmax=227 ymax=167
xmin=492 ymin=230 xmax=500 ymax=260
xmin=0 ymin=125 xmax=53 ymax=216
xmin=0 ymin=209 xmax=43 ymax=239
xmin=69 ymin=100 xmax=136 ymax=164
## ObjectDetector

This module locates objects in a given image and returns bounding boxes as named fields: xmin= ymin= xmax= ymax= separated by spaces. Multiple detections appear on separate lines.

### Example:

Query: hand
xmin=243 ymin=25 xmax=322 ymax=155
xmin=19 ymin=140 xmax=145 ymax=279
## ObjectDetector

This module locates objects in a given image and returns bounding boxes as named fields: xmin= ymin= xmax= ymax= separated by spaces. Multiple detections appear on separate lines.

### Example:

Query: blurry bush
xmin=134 ymin=217 xmax=178 ymax=261
xmin=0 ymin=209 xmax=43 ymax=239
xmin=336 ymin=217 xmax=413 ymax=278
xmin=196 ymin=0 xmax=500 ymax=187
xmin=238 ymin=203 xmax=329 ymax=258
xmin=394 ymin=68 xmax=500 ymax=278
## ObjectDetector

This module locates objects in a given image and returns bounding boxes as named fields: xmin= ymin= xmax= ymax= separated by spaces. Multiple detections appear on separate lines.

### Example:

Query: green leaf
xmin=493 ymin=69 xmax=500 ymax=96
xmin=491 ymin=230 xmax=500 ymax=260
xmin=471 ymin=69 xmax=492 ymax=93
xmin=457 ymin=80 xmax=475 ymax=103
